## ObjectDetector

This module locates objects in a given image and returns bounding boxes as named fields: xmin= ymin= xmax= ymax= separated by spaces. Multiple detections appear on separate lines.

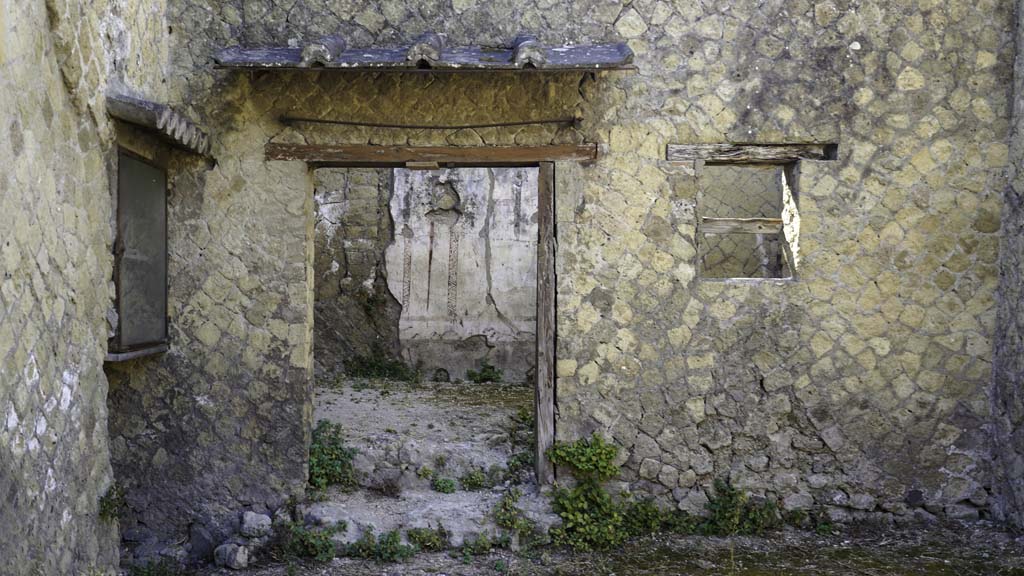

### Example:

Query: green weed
xmin=432 ymin=477 xmax=457 ymax=494
xmin=308 ymin=420 xmax=358 ymax=491
xmin=459 ymin=469 xmax=489 ymax=491
xmin=407 ymin=525 xmax=449 ymax=551
xmin=98 ymin=484 xmax=126 ymax=523
xmin=466 ymin=361 xmax=503 ymax=383
xmin=345 ymin=529 xmax=416 ymax=562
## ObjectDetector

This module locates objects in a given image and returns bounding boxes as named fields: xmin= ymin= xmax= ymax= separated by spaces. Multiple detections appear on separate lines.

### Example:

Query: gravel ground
xmin=194 ymin=523 xmax=1024 ymax=576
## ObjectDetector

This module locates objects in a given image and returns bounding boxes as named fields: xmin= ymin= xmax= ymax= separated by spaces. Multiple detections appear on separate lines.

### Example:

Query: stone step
xmin=299 ymin=485 xmax=558 ymax=548
xmin=314 ymin=380 xmax=534 ymax=492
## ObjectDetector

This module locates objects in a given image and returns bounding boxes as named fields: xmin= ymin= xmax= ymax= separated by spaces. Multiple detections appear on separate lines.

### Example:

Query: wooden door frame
xmin=282 ymin=145 xmax=572 ymax=483
xmin=535 ymin=162 xmax=556 ymax=484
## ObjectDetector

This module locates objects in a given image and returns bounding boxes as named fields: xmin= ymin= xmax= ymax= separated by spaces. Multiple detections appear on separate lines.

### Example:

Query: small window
xmin=698 ymin=163 xmax=799 ymax=279
xmin=108 ymin=150 xmax=168 ymax=358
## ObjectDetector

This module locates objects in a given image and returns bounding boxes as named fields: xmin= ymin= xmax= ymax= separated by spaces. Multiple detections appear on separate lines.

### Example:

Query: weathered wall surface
xmin=314 ymin=167 xmax=539 ymax=382
xmin=386 ymin=168 xmax=538 ymax=382
xmin=132 ymin=0 xmax=1018 ymax=545
xmin=313 ymin=168 xmax=401 ymax=377
xmin=698 ymin=164 xmax=791 ymax=278
xmin=104 ymin=116 xmax=314 ymax=562
xmin=0 ymin=0 xmax=171 ymax=573
xmin=992 ymin=0 xmax=1024 ymax=529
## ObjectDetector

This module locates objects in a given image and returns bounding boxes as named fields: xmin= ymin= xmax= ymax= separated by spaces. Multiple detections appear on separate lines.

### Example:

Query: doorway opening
xmin=308 ymin=164 xmax=556 ymax=543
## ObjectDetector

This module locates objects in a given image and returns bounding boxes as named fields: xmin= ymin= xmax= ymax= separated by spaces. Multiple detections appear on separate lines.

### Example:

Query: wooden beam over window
xmin=701 ymin=217 xmax=784 ymax=234
xmin=265 ymin=143 xmax=599 ymax=166
xmin=667 ymin=143 xmax=836 ymax=164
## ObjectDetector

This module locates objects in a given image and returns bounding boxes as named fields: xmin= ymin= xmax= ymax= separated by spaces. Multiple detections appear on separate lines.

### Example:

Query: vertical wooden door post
xmin=535 ymin=162 xmax=556 ymax=484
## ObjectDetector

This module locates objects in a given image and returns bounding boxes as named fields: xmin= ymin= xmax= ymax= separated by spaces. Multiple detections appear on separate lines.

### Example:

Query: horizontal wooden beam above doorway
xmin=265 ymin=143 xmax=599 ymax=166
xmin=667 ymin=143 xmax=837 ymax=164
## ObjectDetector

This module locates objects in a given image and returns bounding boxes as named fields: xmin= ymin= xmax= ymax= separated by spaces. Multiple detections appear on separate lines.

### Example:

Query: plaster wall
xmin=386 ymin=167 xmax=538 ymax=382
xmin=101 ymin=0 xmax=1021 ymax=551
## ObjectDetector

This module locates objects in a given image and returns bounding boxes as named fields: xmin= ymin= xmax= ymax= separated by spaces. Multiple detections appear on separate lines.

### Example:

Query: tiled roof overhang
xmin=213 ymin=32 xmax=635 ymax=72
xmin=106 ymin=92 xmax=212 ymax=156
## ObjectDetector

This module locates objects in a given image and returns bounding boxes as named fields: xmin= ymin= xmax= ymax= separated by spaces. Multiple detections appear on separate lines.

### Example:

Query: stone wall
xmin=0 ymin=0 xmax=170 ymax=573
xmin=992 ymin=0 xmax=1024 ymax=529
xmin=109 ymin=0 xmax=1020 ymax=550
xmin=386 ymin=168 xmax=538 ymax=383
xmin=104 ymin=117 xmax=314 ymax=562
xmin=313 ymin=168 xmax=401 ymax=378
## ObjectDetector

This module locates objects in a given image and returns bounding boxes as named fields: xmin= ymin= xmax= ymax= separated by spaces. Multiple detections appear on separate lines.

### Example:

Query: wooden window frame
xmin=106 ymin=147 xmax=170 ymax=361
xmin=668 ymin=143 xmax=837 ymax=281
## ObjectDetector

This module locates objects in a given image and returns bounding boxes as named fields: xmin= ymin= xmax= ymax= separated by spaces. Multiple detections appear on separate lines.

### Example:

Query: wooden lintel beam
xmin=667 ymin=143 xmax=836 ymax=164
xmin=265 ymin=143 xmax=598 ymax=165
xmin=701 ymin=217 xmax=784 ymax=234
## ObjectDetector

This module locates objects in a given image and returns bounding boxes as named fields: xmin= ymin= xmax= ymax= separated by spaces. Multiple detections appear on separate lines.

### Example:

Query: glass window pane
xmin=117 ymin=152 xmax=167 ymax=348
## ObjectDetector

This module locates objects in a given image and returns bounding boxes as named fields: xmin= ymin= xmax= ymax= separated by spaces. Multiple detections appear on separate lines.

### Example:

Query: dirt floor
xmin=194 ymin=523 xmax=1024 ymax=576
xmin=313 ymin=377 xmax=533 ymax=465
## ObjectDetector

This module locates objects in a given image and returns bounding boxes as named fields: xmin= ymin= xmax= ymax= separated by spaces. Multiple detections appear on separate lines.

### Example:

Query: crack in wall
xmin=480 ymin=168 xmax=525 ymax=338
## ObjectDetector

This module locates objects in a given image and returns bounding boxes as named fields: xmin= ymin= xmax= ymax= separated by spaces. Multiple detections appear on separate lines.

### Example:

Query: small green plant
xmin=460 ymin=469 xmax=488 ymax=491
xmin=514 ymin=406 xmax=535 ymax=430
xmin=494 ymin=489 xmax=535 ymax=537
xmin=376 ymin=530 xmax=416 ymax=562
xmin=347 ymin=530 xmax=378 ymax=559
xmin=98 ymin=484 xmax=126 ymax=523
xmin=547 ymin=434 xmax=625 ymax=551
xmin=460 ymin=533 xmax=493 ymax=556
xmin=346 ymin=344 xmax=419 ymax=381
xmin=308 ymin=420 xmax=358 ymax=491
xmin=345 ymin=529 xmax=415 ymax=562
xmin=432 ymin=476 xmax=457 ymax=494
xmin=506 ymin=450 xmax=534 ymax=481
xmin=547 ymin=434 xmax=620 ymax=483
xmin=622 ymin=498 xmax=664 ymax=537
xmin=466 ymin=361 xmax=503 ymax=383
xmin=407 ymin=525 xmax=449 ymax=551
xmin=416 ymin=466 xmax=434 ymax=480
xmin=435 ymin=455 xmax=448 ymax=469
xmin=283 ymin=522 xmax=341 ymax=562
xmin=700 ymin=479 xmax=780 ymax=536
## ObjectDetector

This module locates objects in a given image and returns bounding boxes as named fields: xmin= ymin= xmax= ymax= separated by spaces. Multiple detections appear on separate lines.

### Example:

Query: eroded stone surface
xmin=0 ymin=0 xmax=170 ymax=572
xmin=121 ymin=0 xmax=1017 ymax=544
xmin=314 ymin=379 xmax=532 ymax=489
xmin=386 ymin=168 xmax=539 ymax=382
xmin=5 ymin=1 xmax=1024 ymax=572
xmin=992 ymin=0 xmax=1024 ymax=531
xmin=302 ymin=486 xmax=556 ymax=548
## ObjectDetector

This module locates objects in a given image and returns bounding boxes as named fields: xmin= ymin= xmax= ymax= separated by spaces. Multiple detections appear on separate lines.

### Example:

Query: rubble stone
xmin=214 ymin=543 xmax=249 ymax=570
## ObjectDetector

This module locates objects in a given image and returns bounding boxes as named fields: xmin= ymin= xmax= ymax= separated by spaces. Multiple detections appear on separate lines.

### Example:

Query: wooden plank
xmin=701 ymin=217 xmax=784 ymax=234
xmin=667 ymin=143 xmax=834 ymax=164
xmin=535 ymin=162 xmax=556 ymax=485
xmin=265 ymin=143 xmax=598 ymax=165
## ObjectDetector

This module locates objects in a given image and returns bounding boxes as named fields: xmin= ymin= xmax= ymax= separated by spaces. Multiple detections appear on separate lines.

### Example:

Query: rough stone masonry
xmin=3 ymin=0 xmax=1024 ymax=573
